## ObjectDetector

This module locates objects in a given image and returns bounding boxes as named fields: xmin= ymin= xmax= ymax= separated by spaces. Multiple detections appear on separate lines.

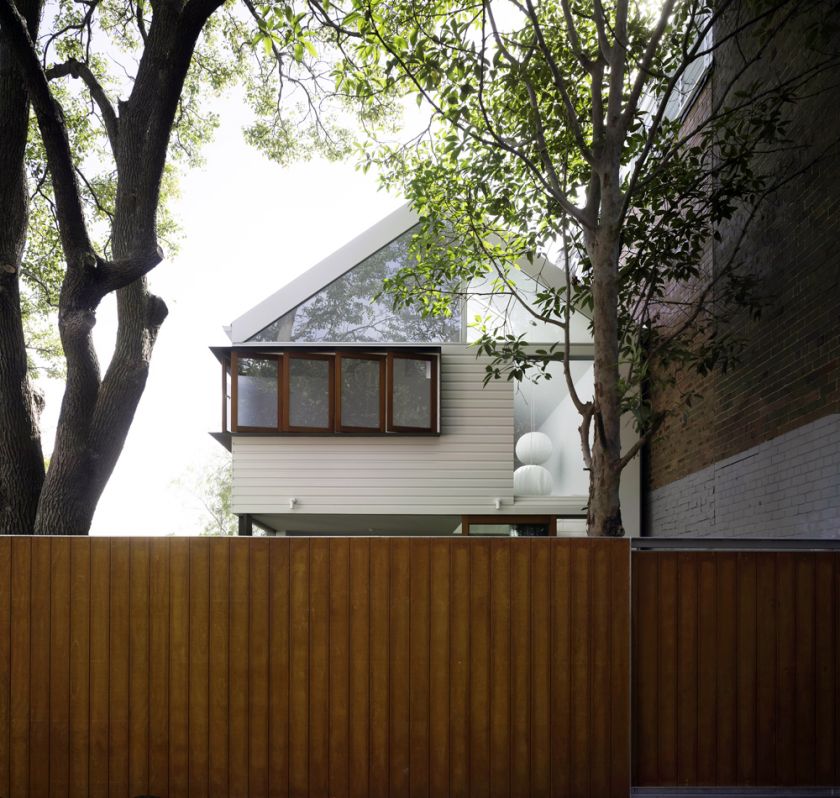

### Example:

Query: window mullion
xmin=231 ymin=350 xmax=239 ymax=432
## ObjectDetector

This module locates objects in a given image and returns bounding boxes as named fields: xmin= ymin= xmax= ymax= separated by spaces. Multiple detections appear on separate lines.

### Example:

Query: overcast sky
xmin=38 ymin=90 xmax=405 ymax=535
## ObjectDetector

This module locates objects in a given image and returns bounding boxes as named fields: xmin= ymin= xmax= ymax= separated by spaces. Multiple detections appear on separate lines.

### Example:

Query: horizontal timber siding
xmin=231 ymin=345 xmax=517 ymax=516
xmin=0 ymin=536 xmax=630 ymax=798
xmin=632 ymin=550 xmax=840 ymax=788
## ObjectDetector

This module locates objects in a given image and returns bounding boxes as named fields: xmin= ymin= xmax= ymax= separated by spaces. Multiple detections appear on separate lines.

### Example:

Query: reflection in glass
xmin=249 ymin=226 xmax=463 ymax=343
xmin=468 ymin=522 xmax=552 ymax=536
xmin=468 ymin=524 xmax=512 ymax=536
xmin=391 ymin=357 xmax=432 ymax=429
xmin=513 ymin=360 xmax=593 ymax=496
xmin=237 ymin=357 xmax=278 ymax=428
xmin=288 ymin=358 xmax=331 ymax=429
xmin=340 ymin=357 xmax=381 ymax=429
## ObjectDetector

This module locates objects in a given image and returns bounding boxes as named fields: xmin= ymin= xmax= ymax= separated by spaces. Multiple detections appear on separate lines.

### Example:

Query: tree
xmin=0 ymin=0 xmax=44 ymax=533
xmin=176 ymin=454 xmax=238 ymax=535
xmin=313 ymin=0 xmax=840 ymax=535
xmin=0 ymin=0 xmax=379 ymax=532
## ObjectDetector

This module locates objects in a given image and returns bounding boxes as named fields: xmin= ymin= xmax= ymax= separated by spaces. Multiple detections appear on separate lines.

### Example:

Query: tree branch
xmin=579 ymin=403 xmax=594 ymax=470
xmin=620 ymin=0 xmax=676 ymax=130
xmin=47 ymin=57 xmax=120 ymax=154
xmin=619 ymin=412 xmax=664 ymax=471
xmin=516 ymin=0 xmax=593 ymax=161
xmin=559 ymin=0 xmax=598 ymax=72
xmin=93 ymin=245 xmax=164 ymax=298
xmin=0 ymin=0 xmax=93 ymax=260
xmin=561 ymin=221 xmax=589 ymax=416
xmin=132 ymin=0 xmax=148 ymax=44
xmin=591 ymin=0 xmax=613 ymax=63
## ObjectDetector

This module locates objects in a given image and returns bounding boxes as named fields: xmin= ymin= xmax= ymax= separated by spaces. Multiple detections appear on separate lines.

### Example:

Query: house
xmin=212 ymin=204 xmax=641 ymax=536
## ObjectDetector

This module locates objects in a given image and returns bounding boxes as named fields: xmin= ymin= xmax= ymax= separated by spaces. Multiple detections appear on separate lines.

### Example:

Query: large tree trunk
xmin=0 ymin=0 xmax=43 ymax=533
xmin=31 ymin=0 xmax=223 ymax=533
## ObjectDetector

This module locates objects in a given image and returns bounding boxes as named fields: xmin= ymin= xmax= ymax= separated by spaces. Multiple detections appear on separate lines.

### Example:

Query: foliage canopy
xmin=308 ymin=0 xmax=840 ymax=534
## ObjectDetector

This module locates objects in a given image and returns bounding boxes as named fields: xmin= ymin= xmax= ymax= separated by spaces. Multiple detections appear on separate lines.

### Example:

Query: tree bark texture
xmin=0 ymin=0 xmax=44 ymax=533
xmin=585 ymin=159 xmax=625 ymax=537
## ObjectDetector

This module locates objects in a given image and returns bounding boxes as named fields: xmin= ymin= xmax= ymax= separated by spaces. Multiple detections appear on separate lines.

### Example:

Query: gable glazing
xmin=248 ymin=226 xmax=463 ymax=343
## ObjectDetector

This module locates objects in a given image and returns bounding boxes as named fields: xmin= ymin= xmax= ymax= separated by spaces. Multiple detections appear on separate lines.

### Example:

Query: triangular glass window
xmin=248 ymin=225 xmax=464 ymax=343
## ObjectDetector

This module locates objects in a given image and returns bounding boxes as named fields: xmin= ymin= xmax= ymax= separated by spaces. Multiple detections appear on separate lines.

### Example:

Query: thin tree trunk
xmin=0 ymin=0 xmax=44 ymax=533
xmin=585 ymin=204 xmax=625 ymax=536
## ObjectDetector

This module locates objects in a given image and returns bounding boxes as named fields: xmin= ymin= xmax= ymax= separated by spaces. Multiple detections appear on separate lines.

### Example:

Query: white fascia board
xmin=229 ymin=203 xmax=419 ymax=343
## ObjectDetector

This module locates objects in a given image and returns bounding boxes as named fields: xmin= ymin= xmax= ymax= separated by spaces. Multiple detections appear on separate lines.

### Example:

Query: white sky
xmin=38 ymin=91 xmax=405 ymax=535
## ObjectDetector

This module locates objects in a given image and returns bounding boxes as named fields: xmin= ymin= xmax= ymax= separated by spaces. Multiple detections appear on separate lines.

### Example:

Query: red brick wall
xmin=647 ymin=3 xmax=840 ymax=491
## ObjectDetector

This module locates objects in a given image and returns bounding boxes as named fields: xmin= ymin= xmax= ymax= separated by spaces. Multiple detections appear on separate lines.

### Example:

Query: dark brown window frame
xmin=230 ymin=351 xmax=282 ymax=433
xmin=221 ymin=354 xmax=229 ymax=433
xmin=228 ymin=348 xmax=439 ymax=435
xmin=335 ymin=352 xmax=386 ymax=433
xmin=282 ymin=352 xmax=336 ymax=433
xmin=387 ymin=351 xmax=438 ymax=434
xmin=461 ymin=515 xmax=558 ymax=537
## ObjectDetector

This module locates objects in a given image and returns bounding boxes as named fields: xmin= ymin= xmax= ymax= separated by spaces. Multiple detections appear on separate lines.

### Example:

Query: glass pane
xmin=511 ymin=522 xmax=551 ymax=537
xmin=249 ymin=225 xmax=463 ymax=343
xmin=468 ymin=521 xmax=552 ymax=536
xmin=340 ymin=358 xmax=381 ymax=429
xmin=237 ymin=357 xmax=278 ymax=428
xmin=513 ymin=360 xmax=593 ymax=497
xmin=468 ymin=524 xmax=513 ymax=536
xmin=391 ymin=357 xmax=433 ymax=429
xmin=288 ymin=358 xmax=331 ymax=429
xmin=467 ymin=268 xmax=593 ymax=345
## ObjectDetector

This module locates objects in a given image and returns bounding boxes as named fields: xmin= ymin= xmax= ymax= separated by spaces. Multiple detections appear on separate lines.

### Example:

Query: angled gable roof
xmin=228 ymin=202 xmax=572 ymax=344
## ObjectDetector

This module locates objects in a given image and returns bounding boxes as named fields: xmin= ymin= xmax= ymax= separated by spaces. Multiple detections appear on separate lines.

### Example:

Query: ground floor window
xmin=461 ymin=516 xmax=557 ymax=536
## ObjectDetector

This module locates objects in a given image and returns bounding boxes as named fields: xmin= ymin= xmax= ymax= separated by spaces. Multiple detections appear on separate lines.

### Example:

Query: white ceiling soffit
xmin=228 ymin=203 xmax=419 ymax=343
xmin=227 ymin=202 xmax=568 ymax=343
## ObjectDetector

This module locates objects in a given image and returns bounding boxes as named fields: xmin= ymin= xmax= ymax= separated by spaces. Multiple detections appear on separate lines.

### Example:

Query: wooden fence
xmin=632 ymin=550 xmax=840 ymax=788
xmin=0 ymin=536 xmax=630 ymax=798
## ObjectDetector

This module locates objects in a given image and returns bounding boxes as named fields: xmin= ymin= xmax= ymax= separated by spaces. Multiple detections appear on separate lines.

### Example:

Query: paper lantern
xmin=515 ymin=431 xmax=553 ymax=465
xmin=513 ymin=464 xmax=553 ymax=496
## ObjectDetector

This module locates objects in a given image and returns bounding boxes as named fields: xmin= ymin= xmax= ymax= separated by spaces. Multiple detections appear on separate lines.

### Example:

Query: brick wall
xmin=646 ymin=3 xmax=840 ymax=535
xmin=650 ymin=413 xmax=840 ymax=537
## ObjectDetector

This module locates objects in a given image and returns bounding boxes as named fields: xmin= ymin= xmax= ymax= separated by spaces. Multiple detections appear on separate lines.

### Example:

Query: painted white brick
xmin=649 ymin=413 xmax=840 ymax=538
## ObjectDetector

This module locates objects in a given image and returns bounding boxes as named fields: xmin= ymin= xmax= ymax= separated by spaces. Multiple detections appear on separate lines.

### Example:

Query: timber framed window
xmin=225 ymin=349 xmax=438 ymax=434
xmin=231 ymin=353 xmax=280 ymax=432
xmin=461 ymin=515 xmax=557 ymax=537
xmin=284 ymin=353 xmax=335 ymax=432
xmin=387 ymin=352 xmax=438 ymax=433
xmin=336 ymin=353 xmax=386 ymax=432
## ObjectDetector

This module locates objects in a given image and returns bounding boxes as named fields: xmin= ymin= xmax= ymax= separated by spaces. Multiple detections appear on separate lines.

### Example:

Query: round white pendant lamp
xmin=513 ymin=463 xmax=553 ymax=496
xmin=515 ymin=431 xmax=553 ymax=465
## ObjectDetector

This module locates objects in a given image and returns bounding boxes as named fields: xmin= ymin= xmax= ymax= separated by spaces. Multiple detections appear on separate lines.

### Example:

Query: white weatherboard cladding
xmin=231 ymin=345 xmax=587 ymax=518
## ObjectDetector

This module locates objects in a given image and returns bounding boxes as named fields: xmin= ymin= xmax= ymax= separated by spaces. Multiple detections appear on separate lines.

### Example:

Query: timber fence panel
xmin=632 ymin=549 xmax=840 ymax=789
xmin=0 ymin=536 xmax=630 ymax=798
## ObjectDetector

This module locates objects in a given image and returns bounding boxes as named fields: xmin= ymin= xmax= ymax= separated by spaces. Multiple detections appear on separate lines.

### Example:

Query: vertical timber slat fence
xmin=632 ymin=549 xmax=840 ymax=789
xmin=0 ymin=536 xmax=631 ymax=798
